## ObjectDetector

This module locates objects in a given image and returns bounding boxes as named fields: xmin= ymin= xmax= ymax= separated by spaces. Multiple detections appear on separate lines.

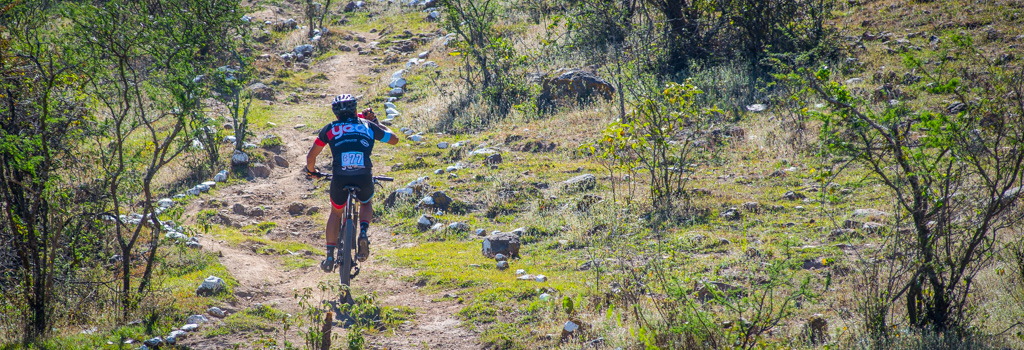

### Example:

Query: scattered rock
xmin=185 ymin=314 xmax=209 ymax=325
xmin=494 ymin=253 xmax=508 ymax=262
xmin=720 ymin=208 xmax=741 ymax=221
xmin=273 ymin=155 xmax=289 ymax=168
xmin=306 ymin=206 xmax=321 ymax=215
xmin=409 ymin=135 xmax=423 ymax=142
xmin=287 ymin=201 xmax=308 ymax=215
xmin=782 ymin=191 xmax=806 ymax=200
xmin=745 ymin=104 xmax=767 ymax=112
xmin=293 ymin=44 xmax=315 ymax=58
xmin=231 ymin=150 xmax=249 ymax=166
xmin=496 ymin=261 xmax=509 ymax=270
xmin=389 ymin=87 xmax=404 ymax=97
xmin=437 ymin=142 xmax=449 ymax=149
xmin=250 ymin=163 xmax=271 ymax=178
xmin=535 ymin=275 xmax=547 ymax=282
xmin=563 ymin=174 xmax=597 ymax=193
xmin=475 ymin=228 xmax=486 ymax=237
xmin=741 ymin=202 xmax=759 ymax=213
xmin=485 ymin=153 xmax=503 ymax=165
xmin=448 ymin=222 xmax=470 ymax=231
xmin=561 ymin=320 xmax=581 ymax=341
xmin=417 ymin=214 xmax=435 ymax=231
xmin=214 ymin=170 xmax=228 ymax=182
xmin=158 ymin=198 xmax=175 ymax=208
xmin=482 ymin=232 xmax=521 ymax=259
xmin=143 ymin=337 xmax=163 ymax=347
xmin=165 ymin=330 xmax=186 ymax=344
xmin=196 ymin=276 xmax=226 ymax=296
xmin=232 ymin=203 xmax=246 ymax=215
xmin=207 ymin=307 xmax=226 ymax=318
xmin=181 ymin=324 xmax=199 ymax=332
xmin=247 ymin=83 xmax=275 ymax=101
xmin=946 ymin=102 xmax=967 ymax=114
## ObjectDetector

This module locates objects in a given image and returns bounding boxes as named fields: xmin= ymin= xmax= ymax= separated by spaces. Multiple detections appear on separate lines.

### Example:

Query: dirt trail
xmin=180 ymin=46 xmax=479 ymax=349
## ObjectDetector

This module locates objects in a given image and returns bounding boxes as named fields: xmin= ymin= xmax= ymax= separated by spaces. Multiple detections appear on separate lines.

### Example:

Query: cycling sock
xmin=359 ymin=221 xmax=370 ymax=236
xmin=326 ymin=244 xmax=335 ymax=258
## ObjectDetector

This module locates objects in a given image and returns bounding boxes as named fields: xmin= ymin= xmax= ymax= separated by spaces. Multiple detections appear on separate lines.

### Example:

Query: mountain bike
xmin=310 ymin=171 xmax=392 ymax=304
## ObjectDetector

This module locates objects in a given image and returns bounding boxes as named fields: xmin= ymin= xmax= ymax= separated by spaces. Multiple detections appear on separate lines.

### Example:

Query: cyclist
xmin=305 ymin=94 xmax=399 ymax=272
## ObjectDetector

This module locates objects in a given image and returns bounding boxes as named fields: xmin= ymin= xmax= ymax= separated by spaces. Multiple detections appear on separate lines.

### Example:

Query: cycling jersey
xmin=314 ymin=116 xmax=395 ymax=175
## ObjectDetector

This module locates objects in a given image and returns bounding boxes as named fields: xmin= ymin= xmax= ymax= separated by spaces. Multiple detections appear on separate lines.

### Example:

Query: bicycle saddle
xmin=342 ymin=185 xmax=361 ymax=192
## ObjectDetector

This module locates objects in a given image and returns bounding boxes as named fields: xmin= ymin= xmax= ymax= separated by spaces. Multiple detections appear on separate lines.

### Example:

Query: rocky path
xmin=178 ymin=31 xmax=479 ymax=349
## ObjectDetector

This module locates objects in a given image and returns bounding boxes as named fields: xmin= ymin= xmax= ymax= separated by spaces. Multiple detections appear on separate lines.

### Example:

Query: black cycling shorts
xmin=329 ymin=172 xmax=374 ymax=209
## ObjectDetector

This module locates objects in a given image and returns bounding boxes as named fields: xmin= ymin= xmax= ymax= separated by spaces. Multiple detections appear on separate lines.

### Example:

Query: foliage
xmin=802 ymin=40 xmax=1024 ymax=334
xmin=586 ymin=82 xmax=720 ymax=214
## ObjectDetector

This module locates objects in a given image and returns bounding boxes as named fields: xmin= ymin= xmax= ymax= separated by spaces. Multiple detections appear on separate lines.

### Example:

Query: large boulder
xmin=196 ymin=276 xmax=226 ymax=296
xmin=482 ymin=232 xmax=521 ymax=259
xmin=538 ymin=69 xmax=615 ymax=108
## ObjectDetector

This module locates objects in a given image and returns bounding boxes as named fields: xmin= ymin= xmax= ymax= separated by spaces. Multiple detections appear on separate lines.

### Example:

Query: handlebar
xmin=307 ymin=170 xmax=393 ymax=183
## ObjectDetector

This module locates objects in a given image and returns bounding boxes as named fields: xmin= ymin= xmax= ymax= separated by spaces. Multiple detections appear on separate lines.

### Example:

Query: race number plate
xmin=341 ymin=152 xmax=365 ymax=168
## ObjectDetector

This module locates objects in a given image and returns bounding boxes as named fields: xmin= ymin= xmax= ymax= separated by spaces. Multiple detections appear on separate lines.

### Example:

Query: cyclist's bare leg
xmin=320 ymin=204 xmax=344 ymax=272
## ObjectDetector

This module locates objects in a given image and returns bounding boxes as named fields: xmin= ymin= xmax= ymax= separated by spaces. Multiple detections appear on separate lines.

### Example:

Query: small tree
xmin=804 ymin=38 xmax=1024 ymax=334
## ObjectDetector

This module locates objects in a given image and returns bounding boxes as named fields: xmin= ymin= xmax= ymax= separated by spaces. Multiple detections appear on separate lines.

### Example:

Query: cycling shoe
xmin=320 ymin=256 xmax=335 ymax=272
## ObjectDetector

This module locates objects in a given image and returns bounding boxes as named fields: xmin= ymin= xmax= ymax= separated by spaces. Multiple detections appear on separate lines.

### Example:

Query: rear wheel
xmin=338 ymin=217 xmax=356 ymax=304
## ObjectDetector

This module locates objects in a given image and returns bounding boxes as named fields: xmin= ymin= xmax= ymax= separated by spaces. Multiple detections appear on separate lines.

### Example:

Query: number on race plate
xmin=341 ymin=152 xmax=365 ymax=169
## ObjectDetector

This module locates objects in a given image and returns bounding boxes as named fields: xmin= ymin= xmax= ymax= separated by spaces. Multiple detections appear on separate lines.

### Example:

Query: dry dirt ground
xmin=177 ymin=38 xmax=479 ymax=350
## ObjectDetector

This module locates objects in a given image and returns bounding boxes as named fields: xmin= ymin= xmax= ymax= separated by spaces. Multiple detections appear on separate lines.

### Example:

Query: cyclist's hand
xmin=362 ymin=108 xmax=377 ymax=122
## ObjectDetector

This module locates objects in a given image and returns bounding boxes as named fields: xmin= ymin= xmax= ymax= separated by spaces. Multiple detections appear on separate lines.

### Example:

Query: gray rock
xmin=485 ymin=153 xmax=503 ymax=165
xmin=475 ymin=228 xmax=486 ymax=237
xmin=720 ymin=208 xmax=741 ymax=221
xmin=247 ymin=83 xmax=276 ymax=101
xmin=563 ymin=174 xmax=596 ymax=193
xmin=250 ymin=163 xmax=271 ymax=178
xmin=862 ymin=222 xmax=886 ymax=233
xmin=166 ymin=330 xmax=186 ymax=344
xmin=434 ymin=169 xmax=444 ymax=175
xmin=207 ymin=307 xmax=226 ymax=318
xmin=294 ymin=44 xmax=314 ymax=57
xmin=158 ymin=198 xmax=175 ymax=208
xmin=214 ymin=170 xmax=228 ymax=182
xmin=535 ymin=275 xmax=547 ymax=282
xmin=409 ymin=134 xmax=423 ymax=142
xmin=196 ymin=276 xmax=226 ymax=296
xmin=782 ymin=191 xmax=806 ymax=200
xmin=417 ymin=214 xmax=435 ymax=231
xmin=273 ymin=155 xmax=289 ymax=168
xmin=448 ymin=222 xmax=470 ymax=231
xmin=185 ymin=314 xmax=209 ymax=325
xmin=196 ymin=184 xmax=210 ymax=193
xmin=418 ymin=51 xmax=430 ymax=59
xmin=496 ymin=261 xmax=509 ymax=270
xmin=482 ymin=232 xmax=521 ymax=259
xmin=202 ymin=181 xmax=216 ymax=188
xmin=385 ymin=107 xmax=401 ymax=116
xmin=231 ymin=150 xmax=249 ymax=166
xmin=186 ymin=187 xmax=201 ymax=196
xmin=745 ymin=104 xmax=767 ymax=112
xmin=232 ymin=203 xmax=246 ymax=215
xmin=143 ymin=337 xmax=163 ymax=347
xmin=180 ymin=323 xmax=199 ymax=332
xmin=850 ymin=208 xmax=887 ymax=220
xmin=287 ymin=202 xmax=307 ymax=215
xmin=185 ymin=239 xmax=202 ymax=249
xmin=430 ymin=222 xmax=444 ymax=231
xmin=389 ymin=87 xmax=404 ymax=97
xmin=741 ymin=202 xmax=759 ymax=213
xmin=437 ymin=142 xmax=449 ymax=149
xmin=422 ymin=61 xmax=439 ymax=69
xmin=389 ymin=78 xmax=407 ymax=89
xmin=494 ymin=253 xmax=507 ymax=261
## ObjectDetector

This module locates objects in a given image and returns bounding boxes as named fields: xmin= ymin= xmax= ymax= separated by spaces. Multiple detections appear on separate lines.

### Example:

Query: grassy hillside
xmin=3 ymin=0 xmax=1024 ymax=349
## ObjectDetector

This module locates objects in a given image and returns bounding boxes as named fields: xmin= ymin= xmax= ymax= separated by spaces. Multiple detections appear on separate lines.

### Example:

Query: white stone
xmin=417 ymin=215 xmax=432 ymax=227
xmin=385 ymin=102 xmax=398 ymax=109
xmin=417 ymin=51 xmax=430 ymax=59
xmin=214 ymin=171 xmax=228 ymax=182
xmin=389 ymin=78 xmax=407 ymax=89
xmin=186 ymin=187 xmax=200 ymax=196
xmin=409 ymin=135 xmax=423 ymax=142
xmin=391 ymin=70 xmax=406 ymax=80
xmin=158 ymin=198 xmax=174 ymax=208
xmin=266 ymin=122 xmax=277 ymax=127
xmin=195 ymin=184 xmax=210 ymax=193
xmin=201 ymin=181 xmax=216 ymax=188
xmin=539 ymin=293 xmax=551 ymax=301
xmin=515 ymin=269 xmax=526 ymax=275
xmin=563 ymin=320 xmax=579 ymax=332
xmin=386 ymin=107 xmax=401 ymax=116
xmin=180 ymin=324 xmax=198 ymax=332
xmin=185 ymin=314 xmax=209 ymax=325
xmin=535 ymin=275 xmax=547 ymax=282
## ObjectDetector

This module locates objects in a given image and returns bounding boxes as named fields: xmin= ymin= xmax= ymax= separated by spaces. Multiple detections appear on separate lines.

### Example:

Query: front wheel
xmin=338 ymin=218 xmax=356 ymax=304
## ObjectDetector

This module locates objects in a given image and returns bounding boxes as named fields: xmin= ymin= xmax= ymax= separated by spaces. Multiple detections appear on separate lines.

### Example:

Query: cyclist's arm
xmin=307 ymin=129 xmax=329 ymax=172
xmin=369 ymin=122 xmax=399 ymax=145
